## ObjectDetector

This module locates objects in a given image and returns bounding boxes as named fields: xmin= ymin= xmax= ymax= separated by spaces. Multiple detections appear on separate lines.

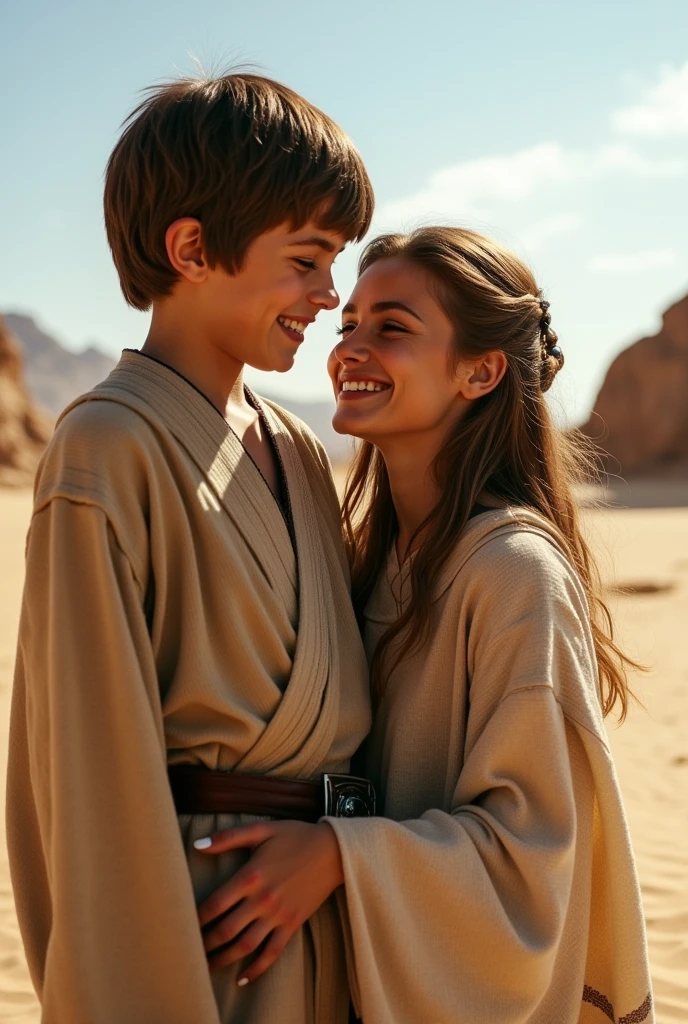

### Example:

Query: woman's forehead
xmin=350 ymin=257 xmax=434 ymax=304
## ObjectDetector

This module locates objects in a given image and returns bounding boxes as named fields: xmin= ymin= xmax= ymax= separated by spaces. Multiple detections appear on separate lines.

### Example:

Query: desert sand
xmin=0 ymin=490 xmax=686 ymax=1024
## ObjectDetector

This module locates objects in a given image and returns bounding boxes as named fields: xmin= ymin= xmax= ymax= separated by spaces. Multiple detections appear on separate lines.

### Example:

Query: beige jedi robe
xmin=328 ymin=509 xmax=653 ymax=1024
xmin=7 ymin=350 xmax=371 ymax=1024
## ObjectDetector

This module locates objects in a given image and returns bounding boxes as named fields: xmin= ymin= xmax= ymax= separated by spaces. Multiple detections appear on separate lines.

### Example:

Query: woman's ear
xmin=165 ymin=218 xmax=207 ymax=283
xmin=460 ymin=350 xmax=508 ymax=400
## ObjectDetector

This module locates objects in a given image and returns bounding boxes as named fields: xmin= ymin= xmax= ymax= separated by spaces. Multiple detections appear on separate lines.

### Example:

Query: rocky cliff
xmin=581 ymin=292 xmax=688 ymax=476
xmin=5 ymin=313 xmax=116 ymax=416
xmin=0 ymin=318 xmax=53 ymax=486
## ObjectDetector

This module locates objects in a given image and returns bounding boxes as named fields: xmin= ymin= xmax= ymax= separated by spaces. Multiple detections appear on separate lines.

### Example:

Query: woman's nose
xmin=332 ymin=329 xmax=369 ymax=365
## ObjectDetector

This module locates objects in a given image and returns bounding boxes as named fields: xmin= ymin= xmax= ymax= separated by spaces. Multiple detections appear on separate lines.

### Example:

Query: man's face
xmin=201 ymin=222 xmax=347 ymax=373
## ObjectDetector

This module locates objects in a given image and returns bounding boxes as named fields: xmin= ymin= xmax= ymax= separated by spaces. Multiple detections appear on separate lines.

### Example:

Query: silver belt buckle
xmin=322 ymin=774 xmax=376 ymax=818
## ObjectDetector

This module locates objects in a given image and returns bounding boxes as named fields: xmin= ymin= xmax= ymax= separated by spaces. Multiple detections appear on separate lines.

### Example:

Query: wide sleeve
xmin=328 ymin=538 xmax=597 ymax=1024
xmin=6 ymin=497 xmax=221 ymax=1024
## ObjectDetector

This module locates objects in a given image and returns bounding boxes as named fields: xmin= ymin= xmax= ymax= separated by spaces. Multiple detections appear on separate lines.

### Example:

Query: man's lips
xmin=276 ymin=314 xmax=316 ymax=343
xmin=277 ymin=318 xmax=307 ymax=342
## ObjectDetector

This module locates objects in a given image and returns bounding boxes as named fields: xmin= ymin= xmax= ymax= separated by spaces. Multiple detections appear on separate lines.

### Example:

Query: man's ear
xmin=165 ymin=218 xmax=207 ymax=282
xmin=460 ymin=350 xmax=508 ymax=400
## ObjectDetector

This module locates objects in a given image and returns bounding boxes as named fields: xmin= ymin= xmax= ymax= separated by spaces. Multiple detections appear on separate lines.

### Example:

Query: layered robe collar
xmin=61 ymin=350 xmax=343 ymax=779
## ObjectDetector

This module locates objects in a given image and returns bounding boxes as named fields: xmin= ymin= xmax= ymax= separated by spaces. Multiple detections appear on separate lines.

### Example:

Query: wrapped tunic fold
xmin=7 ymin=350 xmax=371 ymax=1023
xmin=328 ymin=510 xmax=652 ymax=1024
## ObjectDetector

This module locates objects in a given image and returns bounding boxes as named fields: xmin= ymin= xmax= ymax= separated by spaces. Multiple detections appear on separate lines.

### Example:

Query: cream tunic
xmin=328 ymin=509 xmax=652 ymax=1024
xmin=6 ymin=351 xmax=371 ymax=1024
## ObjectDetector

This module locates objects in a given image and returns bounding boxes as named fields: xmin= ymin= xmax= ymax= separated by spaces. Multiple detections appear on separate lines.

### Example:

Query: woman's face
xmin=328 ymin=256 xmax=471 ymax=445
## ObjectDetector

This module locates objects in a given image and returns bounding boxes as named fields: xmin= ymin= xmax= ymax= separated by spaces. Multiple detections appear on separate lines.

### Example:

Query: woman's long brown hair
xmin=342 ymin=227 xmax=638 ymax=719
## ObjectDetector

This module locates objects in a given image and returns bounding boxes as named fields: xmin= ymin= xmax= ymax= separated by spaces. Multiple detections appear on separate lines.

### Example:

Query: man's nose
xmin=310 ymin=272 xmax=340 ymax=311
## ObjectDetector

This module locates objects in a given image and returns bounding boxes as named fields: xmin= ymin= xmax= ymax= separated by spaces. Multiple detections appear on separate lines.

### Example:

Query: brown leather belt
xmin=168 ymin=765 xmax=376 ymax=821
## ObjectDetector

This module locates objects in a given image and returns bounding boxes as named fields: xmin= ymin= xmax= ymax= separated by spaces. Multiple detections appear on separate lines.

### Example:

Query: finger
xmin=202 ymin=895 xmax=269 ymax=954
xmin=208 ymin=918 xmax=275 ymax=971
xmin=237 ymin=925 xmax=292 ymax=985
xmin=198 ymin=866 xmax=265 ymax=928
xmin=194 ymin=822 xmax=274 ymax=854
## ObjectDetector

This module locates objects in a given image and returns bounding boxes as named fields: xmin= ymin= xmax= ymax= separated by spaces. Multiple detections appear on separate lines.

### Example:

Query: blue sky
xmin=2 ymin=0 xmax=687 ymax=422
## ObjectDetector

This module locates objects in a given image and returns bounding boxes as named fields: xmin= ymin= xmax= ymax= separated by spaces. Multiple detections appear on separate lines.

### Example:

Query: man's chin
xmin=249 ymin=349 xmax=296 ymax=374
xmin=274 ymin=354 xmax=296 ymax=373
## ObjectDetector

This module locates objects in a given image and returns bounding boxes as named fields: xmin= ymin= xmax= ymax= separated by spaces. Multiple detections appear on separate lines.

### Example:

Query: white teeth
xmin=278 ymin=317 xmax=305 ymax=334
xmin=341 ymin=380 xmax=388 ymax=392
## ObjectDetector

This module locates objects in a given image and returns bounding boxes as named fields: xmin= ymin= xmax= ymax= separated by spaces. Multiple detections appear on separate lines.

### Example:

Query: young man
xmin=7 ymin=73 xmax=374 ymax=1023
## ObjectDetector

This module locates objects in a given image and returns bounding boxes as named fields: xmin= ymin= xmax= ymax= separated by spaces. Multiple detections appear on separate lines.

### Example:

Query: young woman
xmin=195 ymin=227 xmax=653 ymax=1023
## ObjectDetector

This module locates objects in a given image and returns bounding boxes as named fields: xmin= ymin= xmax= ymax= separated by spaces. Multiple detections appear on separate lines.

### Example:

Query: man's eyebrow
xmin=341 ymin=300 xmax=423 ymax=322
xmin=290 ymin=236 xmax=341 ymax=254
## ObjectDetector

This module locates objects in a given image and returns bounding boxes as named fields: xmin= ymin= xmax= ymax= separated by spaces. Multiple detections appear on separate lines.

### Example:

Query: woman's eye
xmin=334 ymin=323 xmax=355 ymax=336
xmin=380 ymin=320 xmax=407 ymax=333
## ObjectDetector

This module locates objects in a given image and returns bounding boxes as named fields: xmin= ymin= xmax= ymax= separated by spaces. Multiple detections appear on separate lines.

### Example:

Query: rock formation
xmin=5 ymin=313 xmax=117 ymax=416
xmin=0 ymin=318 xmax=53 ymax=486
xmin=581 ymin=292 xmax=688 ymax=476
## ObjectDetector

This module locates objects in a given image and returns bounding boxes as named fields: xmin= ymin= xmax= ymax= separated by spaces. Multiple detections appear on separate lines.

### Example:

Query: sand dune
xmin=0 ymin=493 xmax=686 ymax=1023
xmin=587 ymin=509 xmax=688 ymax=1024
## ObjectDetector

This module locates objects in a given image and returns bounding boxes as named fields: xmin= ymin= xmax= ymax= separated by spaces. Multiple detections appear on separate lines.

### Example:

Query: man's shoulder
xmin=260 ymin=396 xmax=317 ymax=440
xmin=57 ymin=391 xmax=155 ymax=437
xmin=35 ymin=396 xmax=164 ymax=513
xmin=260 ymin=397 xmax=332 ymax=471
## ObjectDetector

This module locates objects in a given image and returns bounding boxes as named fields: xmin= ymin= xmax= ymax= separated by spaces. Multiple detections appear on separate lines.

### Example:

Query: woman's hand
xmin=194 ymin=820 xmax=344 ymax=983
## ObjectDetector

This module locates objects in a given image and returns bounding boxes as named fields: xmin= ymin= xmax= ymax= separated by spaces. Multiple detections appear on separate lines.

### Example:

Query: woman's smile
xmin=337 ymin=375 xmax=392 ymax=399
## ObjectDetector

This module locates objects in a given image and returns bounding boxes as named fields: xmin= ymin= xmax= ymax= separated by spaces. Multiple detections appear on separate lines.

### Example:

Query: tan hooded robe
xmin=328 ymin=509 xmax=653 ymax=1024
xmin=6 ymin=350 xmax=371 ymax=1024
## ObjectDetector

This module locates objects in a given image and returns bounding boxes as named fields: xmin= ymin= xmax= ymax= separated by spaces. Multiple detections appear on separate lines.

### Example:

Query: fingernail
xmin=237 ymin=977 xmax=249 ymax=987
xmin=194 ymin=837 xmax=213 ymax=850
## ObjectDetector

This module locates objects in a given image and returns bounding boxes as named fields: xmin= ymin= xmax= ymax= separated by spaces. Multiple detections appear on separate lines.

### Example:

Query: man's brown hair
xmin=104 ymin=72 xmax=375 ymax=310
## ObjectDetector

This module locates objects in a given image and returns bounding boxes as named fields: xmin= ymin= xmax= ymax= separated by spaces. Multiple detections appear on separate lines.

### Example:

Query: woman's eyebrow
xmin=341 ymin=300 xmax=423 ymax=322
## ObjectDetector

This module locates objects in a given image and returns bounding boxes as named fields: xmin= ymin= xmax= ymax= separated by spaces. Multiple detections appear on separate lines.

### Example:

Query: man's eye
xmin=294 ymin=258 xmax=316 ymax=270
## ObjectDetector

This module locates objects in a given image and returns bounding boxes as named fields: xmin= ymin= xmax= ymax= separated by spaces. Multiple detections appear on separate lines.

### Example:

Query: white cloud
xmin=376 ymin=143 xmax=566 ymax=226
xmin=592 ymin=144 xmax=684 ymax=177
xmin=376 ymin=142 xmax=684 ymax=227
xmin=588 ymin=250 xmax=677 ymax=274
xmin=613 ymin=62 xmax=688 ymax=137
xmin=520 ymin=213 xmax=582 ymax=252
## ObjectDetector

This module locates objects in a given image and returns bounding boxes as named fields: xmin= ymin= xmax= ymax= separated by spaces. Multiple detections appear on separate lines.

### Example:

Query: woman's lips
xmin=337 ymin=379 xmax=392 ymax=401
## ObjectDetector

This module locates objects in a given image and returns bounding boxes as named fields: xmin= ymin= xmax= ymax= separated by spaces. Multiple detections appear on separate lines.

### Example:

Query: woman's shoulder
xmin=440 ymin=507 xmax=586 ymax=607
xmin=472 ymin=514 xmax=578 ymax=580
xmin=454 ymin=510 xmax=606 ymax=735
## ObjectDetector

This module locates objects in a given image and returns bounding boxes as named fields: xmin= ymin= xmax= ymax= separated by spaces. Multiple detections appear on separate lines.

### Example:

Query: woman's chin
xmin=332 ymin=406 xmax=378 ymax=440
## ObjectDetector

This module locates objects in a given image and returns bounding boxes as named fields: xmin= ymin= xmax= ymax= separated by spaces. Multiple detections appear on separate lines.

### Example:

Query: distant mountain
xmin=580 ymin=291 xmax=688 ymax=476
xmin=5 ymin=313 xmax=117 ymax=416
xmin=3 ymin=313 xmax=352 ymax=462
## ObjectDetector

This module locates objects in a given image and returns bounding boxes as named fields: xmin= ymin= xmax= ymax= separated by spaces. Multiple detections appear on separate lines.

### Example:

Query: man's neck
xmin=142 ymin=306 xmax=247 ymax=417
